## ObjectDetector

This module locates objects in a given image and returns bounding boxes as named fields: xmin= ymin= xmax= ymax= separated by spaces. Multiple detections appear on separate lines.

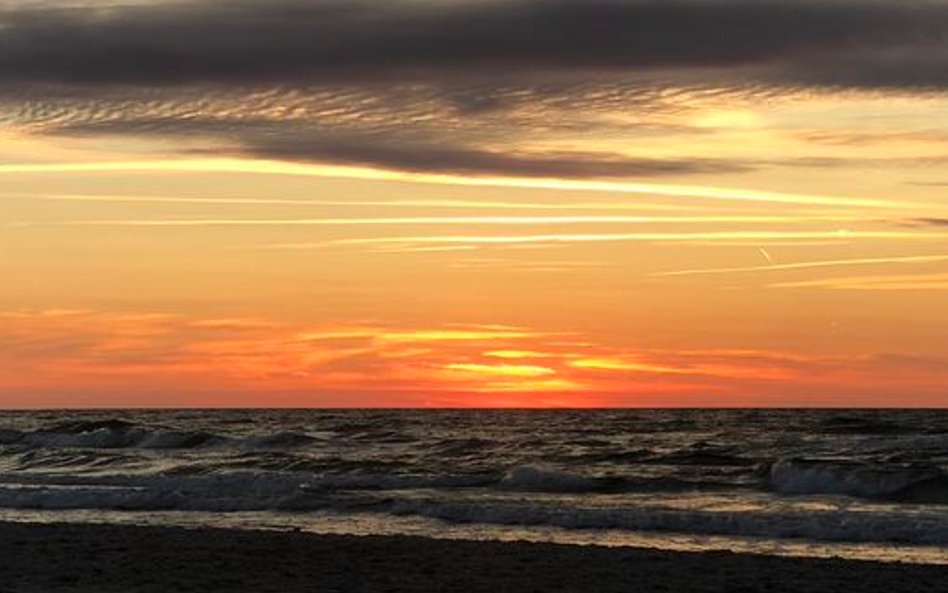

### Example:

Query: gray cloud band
xmin=0 ymin=0 xmax=945 ymax=89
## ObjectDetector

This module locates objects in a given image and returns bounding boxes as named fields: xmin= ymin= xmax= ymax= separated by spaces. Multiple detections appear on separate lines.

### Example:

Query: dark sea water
xmin=1 ymin=409 xmax=947 ymax=563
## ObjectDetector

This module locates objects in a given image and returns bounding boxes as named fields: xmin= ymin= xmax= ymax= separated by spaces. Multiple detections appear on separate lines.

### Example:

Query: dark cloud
xmin=796 ymin=130 xmax=948 ymax=146
xmin=2 ymin=1 xmax=945 ymax=180
xmin=776 ymin=155 xmax=948 ymax=169
xmin=233 ymin=137 xmax=748 ymax=178
xmin=57 ymin=116 xmax=747 ymax=178
xmin=52 ymin=114 xmax=948 ymax=178
xmin=910 ymin=217 xmax=948 ymax=226
xmin=0 ymin=0 xmax=944 ymax=90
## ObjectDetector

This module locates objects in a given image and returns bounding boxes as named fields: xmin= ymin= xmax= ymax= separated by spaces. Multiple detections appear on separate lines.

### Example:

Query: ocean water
xmin=0 ymin=409 xmax=946 ymax=563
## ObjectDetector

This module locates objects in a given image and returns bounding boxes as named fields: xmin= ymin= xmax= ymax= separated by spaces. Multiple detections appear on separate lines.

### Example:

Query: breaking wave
xmin=1 ymin=410 xmax=947 ymax=554
xmin=769 ymin=458 xmax=948 ymax=504
xmin=0 ymin=471 xmax=946 ymax=547
xmin=387 ymin=498 xmax=948 ymax=546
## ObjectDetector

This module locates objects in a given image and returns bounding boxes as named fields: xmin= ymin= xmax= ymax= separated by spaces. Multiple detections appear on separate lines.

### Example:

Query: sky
xmin=1 ymin=0 xmax=946 ymax=408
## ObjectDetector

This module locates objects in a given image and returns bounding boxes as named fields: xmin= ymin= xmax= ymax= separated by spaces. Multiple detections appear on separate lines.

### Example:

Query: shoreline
xmin=1 ymin=521 xmax=946 ymax=592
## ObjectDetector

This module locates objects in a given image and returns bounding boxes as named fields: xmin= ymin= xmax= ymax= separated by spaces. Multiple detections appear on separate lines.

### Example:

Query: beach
xmin=1 ymin=521 xmax=945 ymax=593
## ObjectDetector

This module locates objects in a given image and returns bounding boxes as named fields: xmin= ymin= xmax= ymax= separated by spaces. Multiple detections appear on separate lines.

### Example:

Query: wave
xmin=2 ymin=421 xmax=226 ymax=450
xmin=385 ymin=497 xmax=948 ymax=546
xmin=769 ymin=458 xmax=948 ymax=504
xmin=643 ymin=446 xmax=757 ymax=467
xmin=11 ymin=450 xmax=145 ymax=473
xmin=0 ymin=472 xmax=305 ymax=512
xmin=45 ymin=420 xmax=139 ymax=434
xmin=0 ymin=419 xmax=319 ymax=452
xmin=431 ymin=438 xmax=496 ymax=456
xmin=239 ymin=432 xmax=319 ymax=449
xmin=1 ymin=473 xmax=947 ymax=547
xmin=816 ymin=415 xmax=913 ymax=435
xmin=2 ymin=412 xmax=947 ymax=508
xmin=550 ymin=447 xmax=755 ymax=468
xmin=496 ymin=466 xmax=748 ymax=495
xmin=0 ymin=471 xmax=492 ymax=513
xmin=844 ymin=434 xmax=948 ymax=458
xmin=0 ymin=464 xmax=741 ymax=511
xmin=498 ymin=466 xmax=604 ymax=493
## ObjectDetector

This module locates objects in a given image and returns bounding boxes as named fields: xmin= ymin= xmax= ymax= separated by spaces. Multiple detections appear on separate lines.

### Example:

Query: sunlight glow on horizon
xmin=1 ymin=308 xmax=943 ymax=407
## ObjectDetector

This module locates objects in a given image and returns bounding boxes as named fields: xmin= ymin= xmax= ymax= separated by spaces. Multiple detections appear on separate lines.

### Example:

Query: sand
xmin=0 ymin=521 xmax=945 ymax=592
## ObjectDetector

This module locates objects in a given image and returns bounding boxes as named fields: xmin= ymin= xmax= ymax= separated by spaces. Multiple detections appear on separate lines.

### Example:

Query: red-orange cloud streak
xmin=0 ymin=310 xmax=944 ymax=408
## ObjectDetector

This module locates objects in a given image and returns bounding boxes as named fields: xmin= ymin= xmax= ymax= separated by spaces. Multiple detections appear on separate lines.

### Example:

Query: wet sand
xmin=1 ymin=521 xmax=945 ymax=592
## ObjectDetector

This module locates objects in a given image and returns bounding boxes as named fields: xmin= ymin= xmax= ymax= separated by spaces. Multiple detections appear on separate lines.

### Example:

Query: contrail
xmin=652 ymin=254 xmax=948 ymax=277
xmin=0 ymin=158 xmax=924 ymax=209
xmin=266 ymin=231 xmax=944 ymax=249
xmin=51 ymin=215 xmax=860 ymax=227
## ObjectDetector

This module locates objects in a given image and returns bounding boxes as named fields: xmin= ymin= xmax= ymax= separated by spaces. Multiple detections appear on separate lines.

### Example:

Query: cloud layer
xmin=1 ymin=0 xmax=945 ymax=89
xmin=1 ymin=1 xmax=946 ymax=179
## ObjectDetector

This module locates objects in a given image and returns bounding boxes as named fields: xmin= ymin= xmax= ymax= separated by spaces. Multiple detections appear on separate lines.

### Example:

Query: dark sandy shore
xmin=1 ymin=521 xmax=945 ymax=592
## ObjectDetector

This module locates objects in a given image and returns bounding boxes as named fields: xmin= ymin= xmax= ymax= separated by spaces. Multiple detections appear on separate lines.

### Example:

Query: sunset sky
xmin=1 ymin=0 xmax=946 ymax=407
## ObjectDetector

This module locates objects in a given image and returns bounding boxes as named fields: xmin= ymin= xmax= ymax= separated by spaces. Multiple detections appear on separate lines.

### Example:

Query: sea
xmin=0 ymin=409 xmax=946 ymax=564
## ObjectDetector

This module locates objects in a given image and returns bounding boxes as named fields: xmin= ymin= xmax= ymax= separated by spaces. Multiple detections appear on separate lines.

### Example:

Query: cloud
xmin=7 ymin=86 xmax=740 ymax=180
xmin=46 ymin=115 xmax=948 ymax=177
xmin=2 ymin=1 xmax=944 ymax=180
xmin=224 ymin=135 xmax=746 ymax=179
xmin=0 ymin=159 xmax=915 ymax=208
xmin=16 ymin=110 xmax=947 ymax=181
xmin=911 ymin=217 xmax=948 ymax=227
xmin=44 ymin=214 xmax=853 ymax=228
xmin=289 ymin=229 xmax=941 ymax=250
xmin=0 ymin=0 xmax=944 ymax=89
xmin=777 ymin=155 xmax=948 ymax=169
xmin=2 ymin=309 xmax=945 ymax=406
xmin=796 ymin=130 xmax=948 ymax=146
xmin=19 ymin=192 xmax=700 ymax=212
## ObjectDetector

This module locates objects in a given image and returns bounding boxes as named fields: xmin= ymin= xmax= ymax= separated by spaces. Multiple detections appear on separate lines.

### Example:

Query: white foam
xmin=0 ymin=468 xmax=946 ymax=546
xmin=387 ymin=497 xmax=948 ymax=546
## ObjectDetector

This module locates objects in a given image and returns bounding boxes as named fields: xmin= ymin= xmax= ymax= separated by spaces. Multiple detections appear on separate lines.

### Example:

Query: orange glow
xmin=442 ymin=363 xmax=559 ymax=378
xmin=570 ymin=358 xmax=684 ymax=374
xmin=380 ymin=329 xmax=538 ymax=343
xmin=0 ymin=309 xmax=945 ymax=408
xmin=484 ymin=350 xmax=561 ymax=359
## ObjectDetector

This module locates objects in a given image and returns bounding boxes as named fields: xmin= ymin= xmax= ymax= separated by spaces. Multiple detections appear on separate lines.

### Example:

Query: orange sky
xmin=0 ymin=1 xmax=946 ymax=407
xmin=2 ymin=158 xmax=945 ymax=407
